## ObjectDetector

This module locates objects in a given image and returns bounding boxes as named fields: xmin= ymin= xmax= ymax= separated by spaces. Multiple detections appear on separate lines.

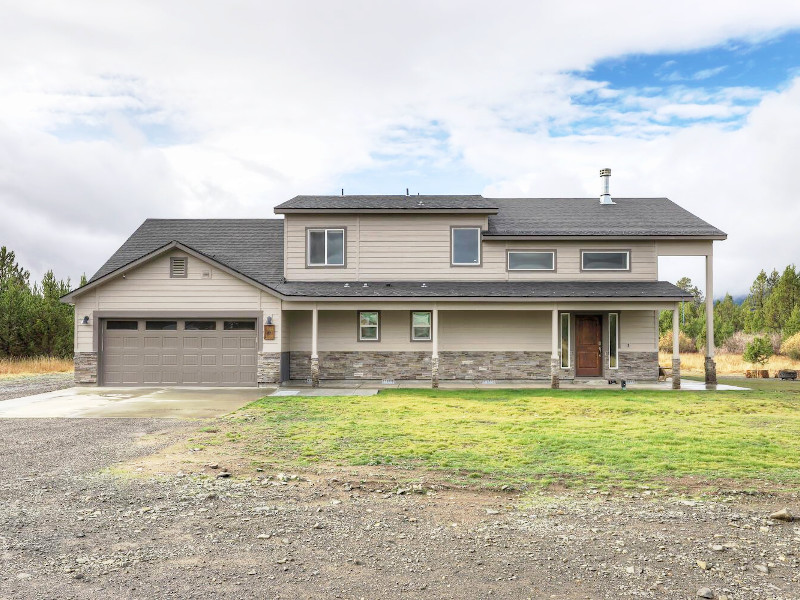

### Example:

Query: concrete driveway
xmin=0 ymin=386 xmax=271 ymax=418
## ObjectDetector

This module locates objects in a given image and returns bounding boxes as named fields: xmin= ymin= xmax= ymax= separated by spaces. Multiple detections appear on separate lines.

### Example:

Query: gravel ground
xmin=0 ymin=373 xmax=73 ymax=401
xmin=1 ymin=419 xmax=798 ymax=600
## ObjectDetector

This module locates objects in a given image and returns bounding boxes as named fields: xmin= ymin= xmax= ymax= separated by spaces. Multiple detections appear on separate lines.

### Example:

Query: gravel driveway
xmin=0 ymin=373 xmax=73 ymax=401
xmin=1 ymin=418 xmax=798 ymax=599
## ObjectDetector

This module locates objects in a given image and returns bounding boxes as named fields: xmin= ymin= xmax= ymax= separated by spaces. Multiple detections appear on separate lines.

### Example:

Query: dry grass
xmin=0 ymin=356 xmax=74 ymax=378
xmin=660 ymin=352 xmax=800 ymax=375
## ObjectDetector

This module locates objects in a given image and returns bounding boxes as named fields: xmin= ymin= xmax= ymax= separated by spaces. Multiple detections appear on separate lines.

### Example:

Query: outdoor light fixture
xmin=266 ymin=315 xmax=273 ymax=325
xmin=81 ymin=316 xmax=90 ymax=325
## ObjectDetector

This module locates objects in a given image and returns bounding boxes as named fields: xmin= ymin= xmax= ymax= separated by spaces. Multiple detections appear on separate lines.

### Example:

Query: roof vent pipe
xmin=599 ymin=168 xmax=615 ymax=205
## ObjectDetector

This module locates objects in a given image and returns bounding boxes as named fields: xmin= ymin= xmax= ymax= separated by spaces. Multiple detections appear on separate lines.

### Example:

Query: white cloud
xmin=1 ymin=0 xmax=800 ymax=294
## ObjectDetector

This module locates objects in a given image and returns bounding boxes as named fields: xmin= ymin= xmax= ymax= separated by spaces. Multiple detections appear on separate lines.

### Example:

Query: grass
xmin=0 ymin=356 xmax=74 ymax=378
xmin=195 ymin=384 xmax=800 ymax=490
xmin=659 ymin=351 xmax=800 ymax=376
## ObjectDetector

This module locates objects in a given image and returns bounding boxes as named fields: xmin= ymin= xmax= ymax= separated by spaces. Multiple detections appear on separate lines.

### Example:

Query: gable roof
xmin=90 ymin=219 xmax=284 ymax=284
xmin=275 ymin=195 xmax=498 ymax=213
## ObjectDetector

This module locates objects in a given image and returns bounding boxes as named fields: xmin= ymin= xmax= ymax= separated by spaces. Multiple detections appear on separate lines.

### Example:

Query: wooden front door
xmin=575 ymin=315 xmax=602 ymax=377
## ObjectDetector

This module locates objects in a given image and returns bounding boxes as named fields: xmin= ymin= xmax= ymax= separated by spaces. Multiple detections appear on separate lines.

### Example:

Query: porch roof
xmin=271 ymin=280 xmax=693 ymax=300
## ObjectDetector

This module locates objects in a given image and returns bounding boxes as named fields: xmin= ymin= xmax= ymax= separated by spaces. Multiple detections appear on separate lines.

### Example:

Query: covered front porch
xmin=278 ymin=300 xmax=686 ymax=388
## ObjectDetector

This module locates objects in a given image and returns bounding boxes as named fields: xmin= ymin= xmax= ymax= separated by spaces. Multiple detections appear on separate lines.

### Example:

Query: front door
xmin=575 ymin=315 xmax=602 ymax=377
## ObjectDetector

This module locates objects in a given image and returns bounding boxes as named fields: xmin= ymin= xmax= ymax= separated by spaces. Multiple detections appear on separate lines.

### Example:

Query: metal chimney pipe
xmin=599 ymin=168 xmax=614 ymax=205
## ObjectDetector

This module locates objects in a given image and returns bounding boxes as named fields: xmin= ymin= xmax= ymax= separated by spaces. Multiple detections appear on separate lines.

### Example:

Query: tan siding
xmin=286 ymin=214 xmax=657 ymax=281
xmin=287 ymin=309 xmax=552 ymax=352
xmin=73 ymin=251 xmax=282 ymax=353
xmin=655 ymin=240 xmax=713 ymax=257
xmin=619 ymin=310 xmax=658 ymax=352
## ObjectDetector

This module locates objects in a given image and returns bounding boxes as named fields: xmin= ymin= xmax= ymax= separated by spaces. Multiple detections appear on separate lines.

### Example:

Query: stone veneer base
xmin=74 ymin=352 xmax=98 ymax=385
xmin=257 ymin=352 xmax=282 ymax=385
xmin=612 ymin=351 xmax=659 ymax=381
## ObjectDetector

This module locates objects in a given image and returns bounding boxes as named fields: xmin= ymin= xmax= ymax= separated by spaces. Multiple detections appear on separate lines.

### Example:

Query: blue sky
xmin=2 ymin=1 xmax=800 ymax=296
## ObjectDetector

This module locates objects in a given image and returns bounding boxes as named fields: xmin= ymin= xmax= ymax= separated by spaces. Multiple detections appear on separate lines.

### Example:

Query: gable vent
xmin=170 ymin=257 xmax=188 ymax=278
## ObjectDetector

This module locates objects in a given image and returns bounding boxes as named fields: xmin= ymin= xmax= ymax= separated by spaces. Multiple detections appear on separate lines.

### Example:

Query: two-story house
xmin=61 ymin=170 xmax=726 ymax=389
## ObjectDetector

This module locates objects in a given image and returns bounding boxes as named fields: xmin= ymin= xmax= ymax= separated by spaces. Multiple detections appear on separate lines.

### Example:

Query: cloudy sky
xmin=1 ymin=1 xmax=800 ymax=296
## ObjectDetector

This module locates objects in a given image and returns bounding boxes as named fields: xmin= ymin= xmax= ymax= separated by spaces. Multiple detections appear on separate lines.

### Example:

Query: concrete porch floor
xmin=279 ymin=378 xmax=748 ymax=391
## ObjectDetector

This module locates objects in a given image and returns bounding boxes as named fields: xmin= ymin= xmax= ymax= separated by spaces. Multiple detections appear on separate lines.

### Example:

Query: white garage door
xmin=101 ymin=318 xmax=258 ymax=387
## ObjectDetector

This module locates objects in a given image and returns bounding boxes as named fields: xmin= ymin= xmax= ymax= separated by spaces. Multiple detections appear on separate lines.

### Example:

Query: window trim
xmin=608 ymin=312 xmax=619 ymax=370
xmin=560 ymin=312 xmax=570 ymax=369
xmin=357 ymin=310 xmax=381 ymax=342
xmin=506 ymin=249 xmax=557 ymax=271
xmin=580 ymin=249 xmax=631 ymax=272
xmin=170 ymin=256 xmax=188 ymax=278
xmin=306 ymin=227 xmax=347 ymax=268
xmin=409 ymin=311 xmax=432 ymax=342
xmin=450 ymin=226 xmax=482 ymax=267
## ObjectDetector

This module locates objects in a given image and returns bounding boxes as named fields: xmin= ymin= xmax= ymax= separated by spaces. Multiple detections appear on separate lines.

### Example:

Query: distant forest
xmin=2 ymin=244 xmax=800 ymax=360
xmin=0 ymin=246 xmax=80 ymax=359
xmin=659 ymin=266 xmax=800 ymax=357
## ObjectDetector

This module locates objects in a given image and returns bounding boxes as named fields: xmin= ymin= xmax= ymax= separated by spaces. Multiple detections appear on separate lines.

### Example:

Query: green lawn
xmin=202 ymin=382 xmax=800 ymax=489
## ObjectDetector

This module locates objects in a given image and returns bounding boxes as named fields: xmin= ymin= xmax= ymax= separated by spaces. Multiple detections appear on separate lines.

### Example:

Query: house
xmin=61 ymin=170 xmax=726 ymax=389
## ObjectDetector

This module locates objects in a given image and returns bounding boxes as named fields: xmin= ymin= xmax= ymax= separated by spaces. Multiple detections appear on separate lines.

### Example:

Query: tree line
xmin=0 ymin=246 xmax=79 ymax=359
xmin=659 ymin=265 xmax=800 ymax=357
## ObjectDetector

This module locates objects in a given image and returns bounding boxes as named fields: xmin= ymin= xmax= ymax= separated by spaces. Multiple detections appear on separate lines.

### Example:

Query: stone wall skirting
xmin=438 ymin=351 xmax=551 ymax=380
xmin=257 ymin=352 xmax=282 ymax=385
xmin=290 ymin=351 xmax=431 ymax=380
xmin=74 ymin=352 xmax=98 ymax=385
xmin=612 ymin=351 xmax=659 ymax=380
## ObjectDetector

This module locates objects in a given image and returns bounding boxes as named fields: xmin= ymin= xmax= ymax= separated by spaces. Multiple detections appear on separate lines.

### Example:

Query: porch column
xmin=704 ymin=251 xmax=717 ymax=385
xmin=431 ymin=307 xmax=439 ymax=389
xmin=310 ymin=305 xmax=319 ymax=388
xmin=672 ymin=302 xmax=681 ymax=389
xmin=550 ymin=308 xmax=560 ymax=389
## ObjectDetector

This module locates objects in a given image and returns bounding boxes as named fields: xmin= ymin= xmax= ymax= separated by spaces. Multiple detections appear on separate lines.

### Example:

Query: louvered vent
xmin=170 ymin=257 xmax=187 ymax=278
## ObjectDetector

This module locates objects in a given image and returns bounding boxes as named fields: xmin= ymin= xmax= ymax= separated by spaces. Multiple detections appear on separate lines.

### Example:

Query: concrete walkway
xmin=0 ymin=386 xmax=270 ymax=418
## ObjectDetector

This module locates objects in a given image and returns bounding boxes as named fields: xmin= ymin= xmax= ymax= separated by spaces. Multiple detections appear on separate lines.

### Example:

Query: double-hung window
xmin=307 ymin=228 xmax=345 ymax=267
xmin=411 ymin=311 xmax=432 ymax=341
xmin=581 ymin=250 xmax=629 ymax=271
xmin=451 ymin=227 xmax=481 ymax=265
xmin=507 ymin=250 xmax=555 ymax=271
xmin=358 ymin=311 xmax=380 ymax=341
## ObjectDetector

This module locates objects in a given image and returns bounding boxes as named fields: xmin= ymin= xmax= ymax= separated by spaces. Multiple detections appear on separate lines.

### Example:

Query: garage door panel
xmin=101 ymin=318 xmax=257 ymax=387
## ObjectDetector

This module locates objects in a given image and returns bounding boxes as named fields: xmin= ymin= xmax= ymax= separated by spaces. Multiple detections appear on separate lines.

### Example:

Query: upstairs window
xmin=508 ymin=251 xmax=555 ymax=271
xmin=451 ymin=227 xmax=481 ymax=266
xmin=307 ymin=228 xmax=345 ymax=267
xmin=170 ymin=256 xmax=187 ymax=278
xmin=581 ymin=250 xmax=629 ymax=271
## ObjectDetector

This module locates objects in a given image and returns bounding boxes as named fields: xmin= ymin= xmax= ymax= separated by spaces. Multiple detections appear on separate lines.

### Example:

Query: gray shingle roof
xmin=486 ymin=198 xmax=726 ymax=237
xmin=90 ymin=219 xmax=284 ymax=284
xmin=271 ymin=280 xmax=692 ymax=299
xmin=275 ymin=195 xmax=498 ymax=212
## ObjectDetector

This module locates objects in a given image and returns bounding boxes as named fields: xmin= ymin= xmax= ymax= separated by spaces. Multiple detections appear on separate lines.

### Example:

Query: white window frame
xmin=451 ymin=227 xmax=482 ymax=266
xmin=410 ymin=311 xmax=432 ymax=341
xmin=560 ymin=312 xmax=570 ymax=369
xmin=307 ymin=228 xmax=345 ymax=267
xmin=581 ymin=250 xmax=630 ymax=271
xmin=609 ymin=312 xmax=619 ymax=369
xmin=507 ymin=250 xmax=555 ymax=271
xmin=358 ymin=311 xmax=380 ymax=342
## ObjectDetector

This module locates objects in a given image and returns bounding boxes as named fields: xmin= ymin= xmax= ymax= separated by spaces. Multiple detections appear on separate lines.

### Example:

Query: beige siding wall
xmin=286 ymin=308 xmax=656 ymax=354
xmin=73 ymin=251 xmax=282 ymax=353
xmin=284 ymin=214 xmax=657 ymax=281
xmin=619 ymin=310 xmax=659 ymax=352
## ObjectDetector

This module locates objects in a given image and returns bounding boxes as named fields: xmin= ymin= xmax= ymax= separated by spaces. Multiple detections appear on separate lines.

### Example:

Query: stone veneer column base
xmin=550 ymin=357 xmax=560 ymax=389
xmin=74 ymin=352 xmax=98 ymax=385
xmin=431 ymin=356 xmax=439 ymax=389
xmin=310 ymin=356 xmax=320 ymax=388
xmin=257 ymin=352 xmax=282 ymax=386
xmin=672 ymin=358 xmax=681 ymax=389
xmin=704 ymin=357 xmax=717 ymax=385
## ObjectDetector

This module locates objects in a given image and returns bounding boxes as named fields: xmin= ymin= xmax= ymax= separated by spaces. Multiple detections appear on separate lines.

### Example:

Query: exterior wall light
xmin=81 ymin=316 xmax=90 ymax=325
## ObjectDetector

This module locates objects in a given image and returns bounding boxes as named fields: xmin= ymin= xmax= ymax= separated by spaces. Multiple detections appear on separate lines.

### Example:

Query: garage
xmin=100 ymin=318 xmax=258 ymax=387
